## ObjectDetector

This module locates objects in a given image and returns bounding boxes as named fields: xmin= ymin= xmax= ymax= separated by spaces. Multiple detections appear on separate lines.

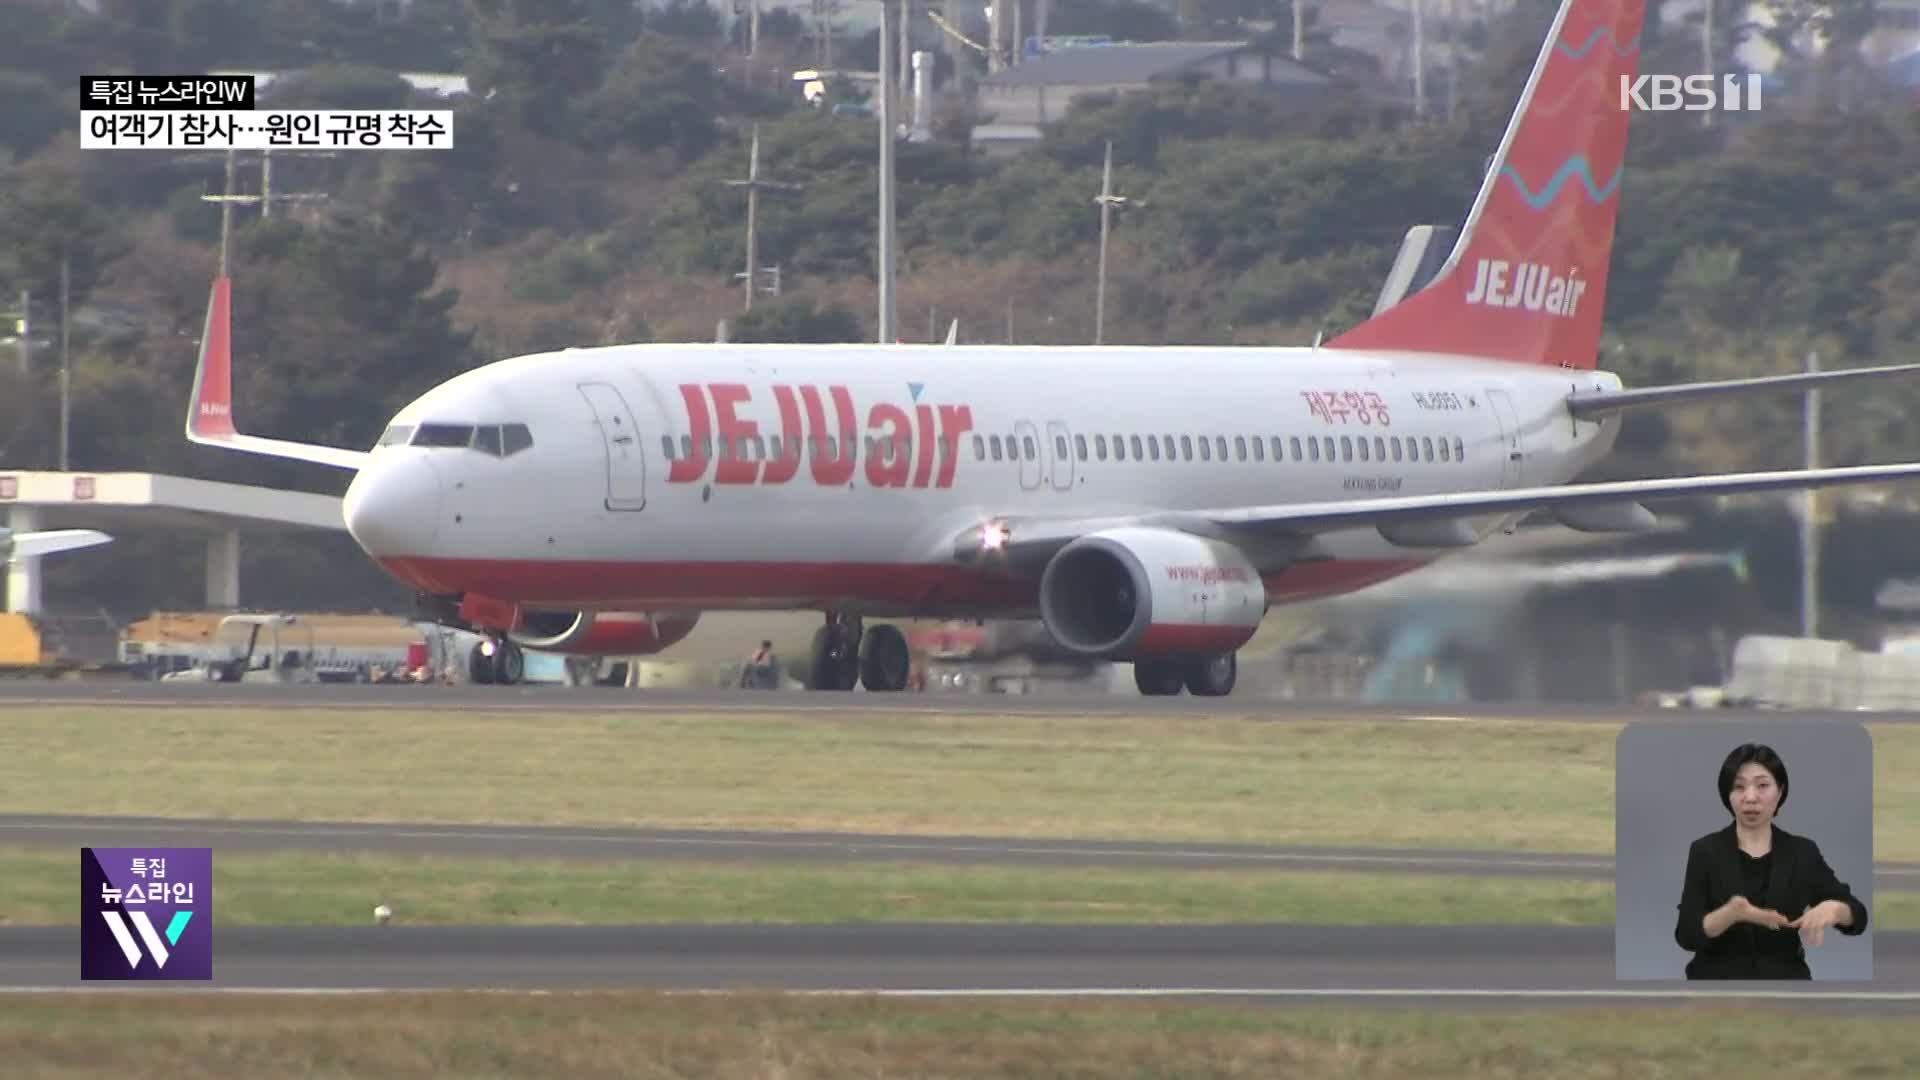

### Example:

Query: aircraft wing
xmin=6 ymin=529 xmax=113 ymax=560
xmin=968 ymin=462 xmax=1920 ymax=565
xmin=186 ymin=276 xmax=371 ymax=473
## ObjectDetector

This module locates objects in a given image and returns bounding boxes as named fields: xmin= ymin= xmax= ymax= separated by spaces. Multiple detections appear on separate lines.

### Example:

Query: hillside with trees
xmin=6 ymin=0 xmax=1920 ymax=624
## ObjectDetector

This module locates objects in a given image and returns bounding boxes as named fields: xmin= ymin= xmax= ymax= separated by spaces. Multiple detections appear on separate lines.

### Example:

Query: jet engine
xmin=1037 ymin=527 xmax=1267 ymax=659
xmin=509 ymin=609 xmax=700 ymax=656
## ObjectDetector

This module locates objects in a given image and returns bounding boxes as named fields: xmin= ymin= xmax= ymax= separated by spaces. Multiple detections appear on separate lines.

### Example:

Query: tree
xmin=0 ymin=153 xmax=121 ymax=309
xmin=466 ymin=0 xmax=611 ymax=133
xmin=731 ymin=296 xmax=864 ymax=342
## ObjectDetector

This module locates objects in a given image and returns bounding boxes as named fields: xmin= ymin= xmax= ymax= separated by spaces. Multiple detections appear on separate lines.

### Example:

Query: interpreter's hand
xmin=1789 ymin=900 xmax=1849 ymax=947
xmin=1728 ymin=895 xmax=1791 ymax=931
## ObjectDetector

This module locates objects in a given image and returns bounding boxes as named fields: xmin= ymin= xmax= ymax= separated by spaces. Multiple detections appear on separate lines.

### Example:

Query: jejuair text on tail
xmin=1463 ymin=259 xmax=1587 ymax=317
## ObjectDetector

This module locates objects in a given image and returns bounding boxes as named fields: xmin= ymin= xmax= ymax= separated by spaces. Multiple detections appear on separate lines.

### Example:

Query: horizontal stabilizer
xmin=6 ymin=529 xmax=112 ymax=561
xmin=1565 ymin=363 xmax=1920 ymax=420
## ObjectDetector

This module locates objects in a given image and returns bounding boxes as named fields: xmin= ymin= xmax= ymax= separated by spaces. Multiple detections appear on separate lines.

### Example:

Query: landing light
xmin=981 ymin=522 xmax=1010 ymax=551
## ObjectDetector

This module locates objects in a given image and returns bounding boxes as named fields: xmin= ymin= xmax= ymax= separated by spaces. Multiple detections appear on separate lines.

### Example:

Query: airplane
xmin=1 ymin=527 xmax=112 ymax=563
xmin=181 ymin=0 xmax=1920 ymax=696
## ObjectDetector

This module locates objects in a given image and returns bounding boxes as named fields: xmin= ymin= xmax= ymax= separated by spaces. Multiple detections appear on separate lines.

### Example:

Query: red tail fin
xmin=187 ymin=275 xmax=236 ymax=440
xmin=1326 ymin=0 xmax=1646 ymax=369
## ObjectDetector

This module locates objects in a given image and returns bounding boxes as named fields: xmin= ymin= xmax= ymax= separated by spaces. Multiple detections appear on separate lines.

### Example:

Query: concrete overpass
xmin=1 ymin=470 xmax=344 ymax=615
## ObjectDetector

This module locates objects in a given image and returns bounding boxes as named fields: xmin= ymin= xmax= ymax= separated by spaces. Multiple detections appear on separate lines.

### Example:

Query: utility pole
xmin=1802 ymin=350 xmax=1821 ymax=639
xmin=1292 ymin=0 xmax=1304 ymax=60
xmin=1412 ymin=0 xmax=1426 ymax=119
xmin=1701 ymin=0 xmax=1715 ymax=129
xmin=59 ymin=249 xmax=70 ymax=471
xmin=723 ymin=124 xmax=801 ymax=312
xmin=13 ymin=288 xmax=27 ymax=377
xmin=1092 ymin=140 xmax=1132 ymax=346
xmin=877 ymin=0 xmax=898 ymax=342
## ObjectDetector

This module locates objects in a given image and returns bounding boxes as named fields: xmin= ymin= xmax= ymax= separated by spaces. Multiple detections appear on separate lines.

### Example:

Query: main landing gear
xmin=1132 ymin=653 xmax=1237 ymax=697
xmin=809 ymin=614 xmax=912 ymax=692
xmin=469 ymin=636 xmax=526 ymax=686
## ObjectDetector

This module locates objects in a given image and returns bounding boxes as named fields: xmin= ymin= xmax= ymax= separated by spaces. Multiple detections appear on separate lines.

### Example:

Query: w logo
xmin=80 ymin=847 xmax=213 ymax=981
xmin=99 ymin=910 xmax=194 ymax=970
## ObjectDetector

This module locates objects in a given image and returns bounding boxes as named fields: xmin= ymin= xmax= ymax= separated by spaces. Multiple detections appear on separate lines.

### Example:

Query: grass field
xmin=3 ymin=707 xmax=1914 ymax=859
xmin=4 ymin=847 xmax=1915 ymax=929
xmin=4 ymin=993 xmax=1918 ymax=1079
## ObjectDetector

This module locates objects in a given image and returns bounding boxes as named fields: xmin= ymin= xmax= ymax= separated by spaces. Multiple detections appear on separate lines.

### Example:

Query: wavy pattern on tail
xmin=1325 ymin=0 xmax=1648 ymax=369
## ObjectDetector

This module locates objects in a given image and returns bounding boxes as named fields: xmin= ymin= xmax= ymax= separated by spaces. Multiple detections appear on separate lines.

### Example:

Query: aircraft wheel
xmin=810 ymin=624 xmax=859 ymax=690
xmin=1133 ymin=659 xmax=1187 ymax=696
xmin=468 ymin=642 xmax=496 ymax=685
xmin=1185 ymin=652 xmax=1237 ymax=697
xmin=492 ymin=640 xmax=526 ymax=685
xmin=859 ymin=624 xmax=911 ymax=692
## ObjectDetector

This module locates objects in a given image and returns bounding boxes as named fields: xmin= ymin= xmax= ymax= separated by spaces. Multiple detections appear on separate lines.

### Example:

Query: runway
xmin=5 ymin=925 xmax=1916 ymax=1006
xmin=8 ymin=813 xmax=1919 ymax=889
xmin=3 ymin=680 xmax=1912 ymax=722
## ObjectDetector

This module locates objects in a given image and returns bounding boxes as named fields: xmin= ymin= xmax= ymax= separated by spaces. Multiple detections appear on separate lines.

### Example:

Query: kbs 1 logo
xmin=1619 ymin=73 xmax=1763 ymax=113
xmin=80 ymin=847 xmax=212 ymax=981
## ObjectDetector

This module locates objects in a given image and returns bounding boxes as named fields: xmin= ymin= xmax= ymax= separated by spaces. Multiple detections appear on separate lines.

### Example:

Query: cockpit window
xmin=377 ymin=424 xmax=413 ymax=447
xmin=413 ymin=423 xmax=475 ymax=448
xmin=502 ymin=423 xmax=533 ymax=456
xmin=472 ymin=425 xmax=502 ymax=456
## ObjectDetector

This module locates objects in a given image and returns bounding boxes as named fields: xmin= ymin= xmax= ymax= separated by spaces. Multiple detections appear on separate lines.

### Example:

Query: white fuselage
xmin=341 ymin=343 xmax=1625 ymax=618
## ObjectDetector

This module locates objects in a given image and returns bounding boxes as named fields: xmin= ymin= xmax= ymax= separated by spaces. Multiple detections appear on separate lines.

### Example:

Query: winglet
xmin=183 ymin=274 xmax=372 ymax=472
xmin=186 ymin=276 xmax=237 ymax=441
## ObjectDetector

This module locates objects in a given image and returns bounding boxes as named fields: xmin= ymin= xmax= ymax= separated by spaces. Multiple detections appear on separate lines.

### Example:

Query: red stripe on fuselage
xmin=374 ymin=556 xmax=1432 ymax=613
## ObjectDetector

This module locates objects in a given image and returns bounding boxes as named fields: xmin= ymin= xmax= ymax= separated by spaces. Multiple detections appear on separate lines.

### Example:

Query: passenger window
xmin=1357 ymin=437 xmax=1369 ymax=462
xmin=1215 ymin=436 xmax=1228 ymax=461
xmin=1390 ymin=437 xmax=1402 ymax=463
xmin=1180 ymin=435 xmax=1193 ymax=460
xmin=1056 ymin=435 xmax=1069 ymax=459
xmin=472 ymin=425 xmax=502 ymax=456
xmin=1162 ymin=435 xmax=1175 ymax=460
xmin=661 ymin=435 xmax=676 ymax=459
xmin=990 ymin=435 xmax=1004 ymax=461
xmin=1290 ymin=436 xmax=1303 ymax=461
xmin=1374 ymin=436 xmax=1386 ymax=461
xmin=1322 ymin=436 xmax=1335 ymax=461
xmin=1454 ymin=436 xmax=1465 ymax=462
xmin=1309 ymin=438 xmax=1320 ymax=462
xmin=753 ymin=436 xmax=768 ymax=460
xmin=1440 ymin=438 xmax=1451 ymax=462
xmin=1113 ymin=436 xmax=1126 ymax=462
xmin=1271 ymin=436 xmax=1284 ymax=462
xmin=768 ymin=435 xmax=782 ymax=459
xmin=1148 ymin=437 xmax=1161 ymax=462
xmin=1234 ymin=435 xmax=1247 ymax=461
xmin=823 ymin=436 xmax=838 ymax=459
xmin=1198 ymin=437 xmax=1211 ymax=462
xmin=1075 ymin=434 xmax=1088 ymax=460
xmin=1023 ymin=435 xmax=1037 ymax=459
xmin=1095 ymin=435 xmax=1108 ymax=461
xmin=973 ymin=435 xmax=986 ymax=460
xmin=1340 ymin=436 xmax=1352 ymax=462
xmin=681 ymin=434 xmax=694 ymax=459
xmin=1423 ymin=436 xmax=1434 ymax=462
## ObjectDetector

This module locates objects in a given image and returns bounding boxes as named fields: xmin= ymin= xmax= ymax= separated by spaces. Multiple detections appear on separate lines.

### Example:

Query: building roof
xmin=979 ymin=41 xmax=1330 ymax=89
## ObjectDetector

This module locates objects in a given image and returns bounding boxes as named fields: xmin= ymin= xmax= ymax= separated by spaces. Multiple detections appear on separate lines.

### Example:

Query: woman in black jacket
xmin=1673 ymin=743 xmax=1870 ymax=979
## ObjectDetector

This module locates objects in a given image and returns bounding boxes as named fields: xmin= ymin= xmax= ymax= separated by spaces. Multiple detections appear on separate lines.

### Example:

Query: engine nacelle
xmin=509 ymin=610 xmax=700 ymax=656
xmin=1037 ymin=527 xmax=1267 ymax=660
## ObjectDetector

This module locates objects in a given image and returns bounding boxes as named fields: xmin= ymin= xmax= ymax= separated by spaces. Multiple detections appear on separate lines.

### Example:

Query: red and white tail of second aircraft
xmin=184 ymin=0 xmax=1920 ymax=695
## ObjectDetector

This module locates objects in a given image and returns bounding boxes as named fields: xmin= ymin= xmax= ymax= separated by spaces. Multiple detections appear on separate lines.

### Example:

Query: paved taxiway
xmin=6 ymin=926 xmax=1916 ymax=1006
xmin=4 ymin=680 xmax=1915 ymax=722
xmin=7 ymin=813 xmax=1918 ymax=890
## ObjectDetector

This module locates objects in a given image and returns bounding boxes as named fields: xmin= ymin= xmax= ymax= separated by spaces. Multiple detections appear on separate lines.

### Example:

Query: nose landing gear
xmin=469 ymin=636 xmax=526 ymax=685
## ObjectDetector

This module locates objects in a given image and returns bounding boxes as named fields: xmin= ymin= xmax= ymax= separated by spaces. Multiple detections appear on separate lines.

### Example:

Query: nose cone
xmin=344 ymin=455 xmax=444 ymax=556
